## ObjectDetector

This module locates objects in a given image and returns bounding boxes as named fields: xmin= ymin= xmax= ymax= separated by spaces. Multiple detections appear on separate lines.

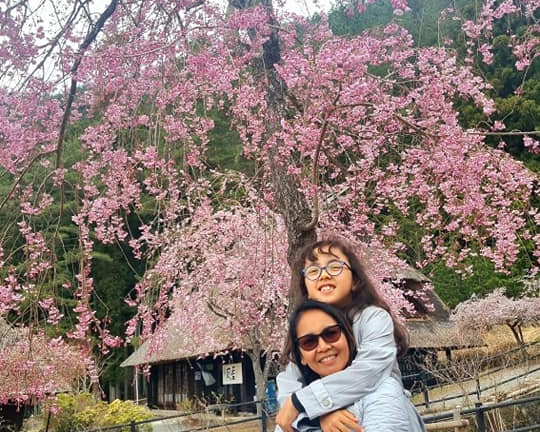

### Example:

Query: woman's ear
xmin=300 ymin=356 xmax=307 ymax=366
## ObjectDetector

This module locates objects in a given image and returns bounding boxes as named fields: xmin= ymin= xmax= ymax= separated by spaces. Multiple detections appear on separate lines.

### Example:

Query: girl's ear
xmin=300 ymin=356 xmax=307 ymax=366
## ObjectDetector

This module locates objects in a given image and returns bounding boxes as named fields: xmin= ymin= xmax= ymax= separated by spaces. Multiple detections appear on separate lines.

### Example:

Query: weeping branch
xmin=56 ymin=0 xmax=118 ymax=170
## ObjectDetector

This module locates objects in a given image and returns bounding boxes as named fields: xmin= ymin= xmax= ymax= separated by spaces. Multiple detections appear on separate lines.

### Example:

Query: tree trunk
xmin=507 ymin=319 xmax=524 ymax=345
xmin=259 ymin=0 xmax=317 ymax=307
xmin=270 ymin=157 xmax=317 ymax=309
xmin=247 ymin=329 xmax=272 ymax=416
xmin=229 ymin=0 xmax=318 ymax=306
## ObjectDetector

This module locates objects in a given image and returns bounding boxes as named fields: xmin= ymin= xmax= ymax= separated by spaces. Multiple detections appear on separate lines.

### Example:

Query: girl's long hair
xmin=282 ymin=300 xmax=357 ymax=384
xmin=287 ymin=237 xmax=409 ymax=356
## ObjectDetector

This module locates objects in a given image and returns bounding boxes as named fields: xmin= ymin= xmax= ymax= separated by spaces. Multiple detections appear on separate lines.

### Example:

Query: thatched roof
xmin=0 ymin=318 xmax=20 ymax=350
xmin=387 ymin=262 xmax=431 ymax=283
xmin=121 ymin=299 xmax=260 ymax=367
xmin=121 ymin=321 xmax=240 ymax=367
xmin=121 ymin=316 xmax=473 ymax=367
xmin=363 ymin=249 xmax=451 ymax=320
xmin=406 ymin=318 xmax=480 ymax=349
xmin=361 ymin=248 xmax=430 ymax=282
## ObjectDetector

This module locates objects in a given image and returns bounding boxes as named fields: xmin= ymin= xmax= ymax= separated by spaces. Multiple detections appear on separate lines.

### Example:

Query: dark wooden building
xmin=122 ymin=350 xmax=260 ymax=410
xmin=120 ymin=322 xmax=271 ymax=410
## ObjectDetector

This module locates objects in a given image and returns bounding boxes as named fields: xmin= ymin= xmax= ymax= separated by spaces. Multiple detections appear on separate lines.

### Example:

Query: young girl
xmin=275 ymin=238 xmax=425 ymax=432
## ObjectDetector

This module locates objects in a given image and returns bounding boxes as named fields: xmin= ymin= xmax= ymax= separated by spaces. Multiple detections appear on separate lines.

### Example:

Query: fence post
xmin=422 ymin=382 xmax=430 ymax=408
xmin=453 ymin=405 xmax=461 ymax=432
xmin=44 ymin=410 xmax=52 ymax=432
xmin=261 ymin=403 xmax=268 ymax=432
xmin=475 ymin=402 xmax=485 ymax=432
xmin=130 ymin=421 xmax=136 ymax=432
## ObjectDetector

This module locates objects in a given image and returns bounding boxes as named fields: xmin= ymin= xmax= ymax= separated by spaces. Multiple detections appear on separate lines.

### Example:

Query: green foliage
xmin=92 ymin=244 xmax=142 ymax=388
xmin=206 ymin=108 xmax=253 ymax=173
xmin=50 ymin=393 xmax=153 ymax=432
xmin=329 ymin=1 xmax=393 ymax=36
xmin=457 ymin=10 xmax=540 ymax=171
xmin=328 ymin=0 xmax=455 ymax=46
xmin=427 ymin=251 xmax=534 ymax=309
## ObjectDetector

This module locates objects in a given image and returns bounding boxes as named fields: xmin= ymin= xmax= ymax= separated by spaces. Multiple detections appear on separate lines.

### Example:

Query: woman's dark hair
xmin=288 ymin=236 xmax=409 ymax=355
xmin=282 ymin=300 xmax=356 ymax=384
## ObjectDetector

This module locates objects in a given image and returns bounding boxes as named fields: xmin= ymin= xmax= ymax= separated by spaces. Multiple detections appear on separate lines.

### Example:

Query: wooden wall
xmin=146 ymin=352 xmax=257 ymax=410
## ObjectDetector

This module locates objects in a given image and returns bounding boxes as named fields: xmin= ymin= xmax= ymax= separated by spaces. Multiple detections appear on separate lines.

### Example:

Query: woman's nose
xmin=316 ymin=337 xmax=332 ymax=351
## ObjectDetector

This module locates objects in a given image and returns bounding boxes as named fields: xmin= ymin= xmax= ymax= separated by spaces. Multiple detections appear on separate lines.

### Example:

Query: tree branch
xmin=16 ymin=1 xmax=83 ymax=92
xmin=56 ymin=0 xmax=118 ymax=170
xmin=301 ymin=86 xmax=342 ymax=232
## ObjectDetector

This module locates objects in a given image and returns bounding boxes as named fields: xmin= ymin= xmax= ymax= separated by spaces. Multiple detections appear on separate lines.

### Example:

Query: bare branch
xmin=301 ymin=85 xmax=342 ymax=231
xmin=207 ymin=299 xmax=231 ymax=320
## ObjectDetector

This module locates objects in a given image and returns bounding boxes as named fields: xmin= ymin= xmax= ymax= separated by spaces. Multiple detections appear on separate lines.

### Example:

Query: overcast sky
xmin=86 ymin=0 xmax=334 ymax=17
xmin=282 ymin=0 xmax=334 ymax=15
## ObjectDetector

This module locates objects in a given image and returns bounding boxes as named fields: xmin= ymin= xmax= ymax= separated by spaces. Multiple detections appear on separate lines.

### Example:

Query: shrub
xmin=49 ymin=393 xmax=95 ymax=432
xmin=176 ymin=398 xmax=200 ymax=413
xmin=97 ymin=399 xmax=153 ymax=432
xmin=50 ymin=393 xmax=153 ymax=432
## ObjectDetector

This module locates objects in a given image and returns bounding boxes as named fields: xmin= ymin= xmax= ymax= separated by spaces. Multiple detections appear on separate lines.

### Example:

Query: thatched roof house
xmin=122 ymin=254 xmax=466 ymax=368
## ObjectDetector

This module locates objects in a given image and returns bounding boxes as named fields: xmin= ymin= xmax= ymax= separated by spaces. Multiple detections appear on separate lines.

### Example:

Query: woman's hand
xmin=320 ymin=409 xmax=364 ymax=432
xmin=275 ymin=396 xmax=299 ymax=432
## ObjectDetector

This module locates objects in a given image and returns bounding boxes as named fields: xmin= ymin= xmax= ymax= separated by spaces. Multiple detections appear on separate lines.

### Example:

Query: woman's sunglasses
xmin=296 ymin=324 xmax=342 ymax=351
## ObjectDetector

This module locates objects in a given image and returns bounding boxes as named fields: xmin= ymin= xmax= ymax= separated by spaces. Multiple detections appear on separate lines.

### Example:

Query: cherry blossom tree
xmin=0 ymin=0 xmax=540 ymax=403
xmin=134 ymin=192 xmax=290 ymax=407
xmin=451 ymin=288 xmax=540 ymax=345
xmin=0 ymin=321 xmax=87 ymax=405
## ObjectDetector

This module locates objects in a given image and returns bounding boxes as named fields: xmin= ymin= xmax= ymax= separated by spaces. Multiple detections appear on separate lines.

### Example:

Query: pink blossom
xmin=523 ymin=136 xmax=540 ymax=153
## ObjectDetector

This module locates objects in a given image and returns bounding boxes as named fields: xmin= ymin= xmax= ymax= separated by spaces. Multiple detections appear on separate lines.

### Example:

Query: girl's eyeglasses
xmin=302 ymin=260 xmax=351 ymax=281
xmin=296 ymin=324 xmax=342 ymax=351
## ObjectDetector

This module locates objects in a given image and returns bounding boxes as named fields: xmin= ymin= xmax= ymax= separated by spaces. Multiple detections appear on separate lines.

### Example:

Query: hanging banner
xmin=222 ymin=362 xmax=243 ymax=384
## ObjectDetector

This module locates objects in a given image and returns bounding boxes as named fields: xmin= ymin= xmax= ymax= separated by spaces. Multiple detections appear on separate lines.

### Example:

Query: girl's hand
xmin=320 ymin=409 xmax=364 ymax=432
xmin=275 ymin=396 xmax=299 ymax=432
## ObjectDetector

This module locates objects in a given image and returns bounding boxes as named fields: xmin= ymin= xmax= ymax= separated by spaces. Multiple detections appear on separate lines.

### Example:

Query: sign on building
xmin=222 ymin=362 xmax=243 ymax=385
